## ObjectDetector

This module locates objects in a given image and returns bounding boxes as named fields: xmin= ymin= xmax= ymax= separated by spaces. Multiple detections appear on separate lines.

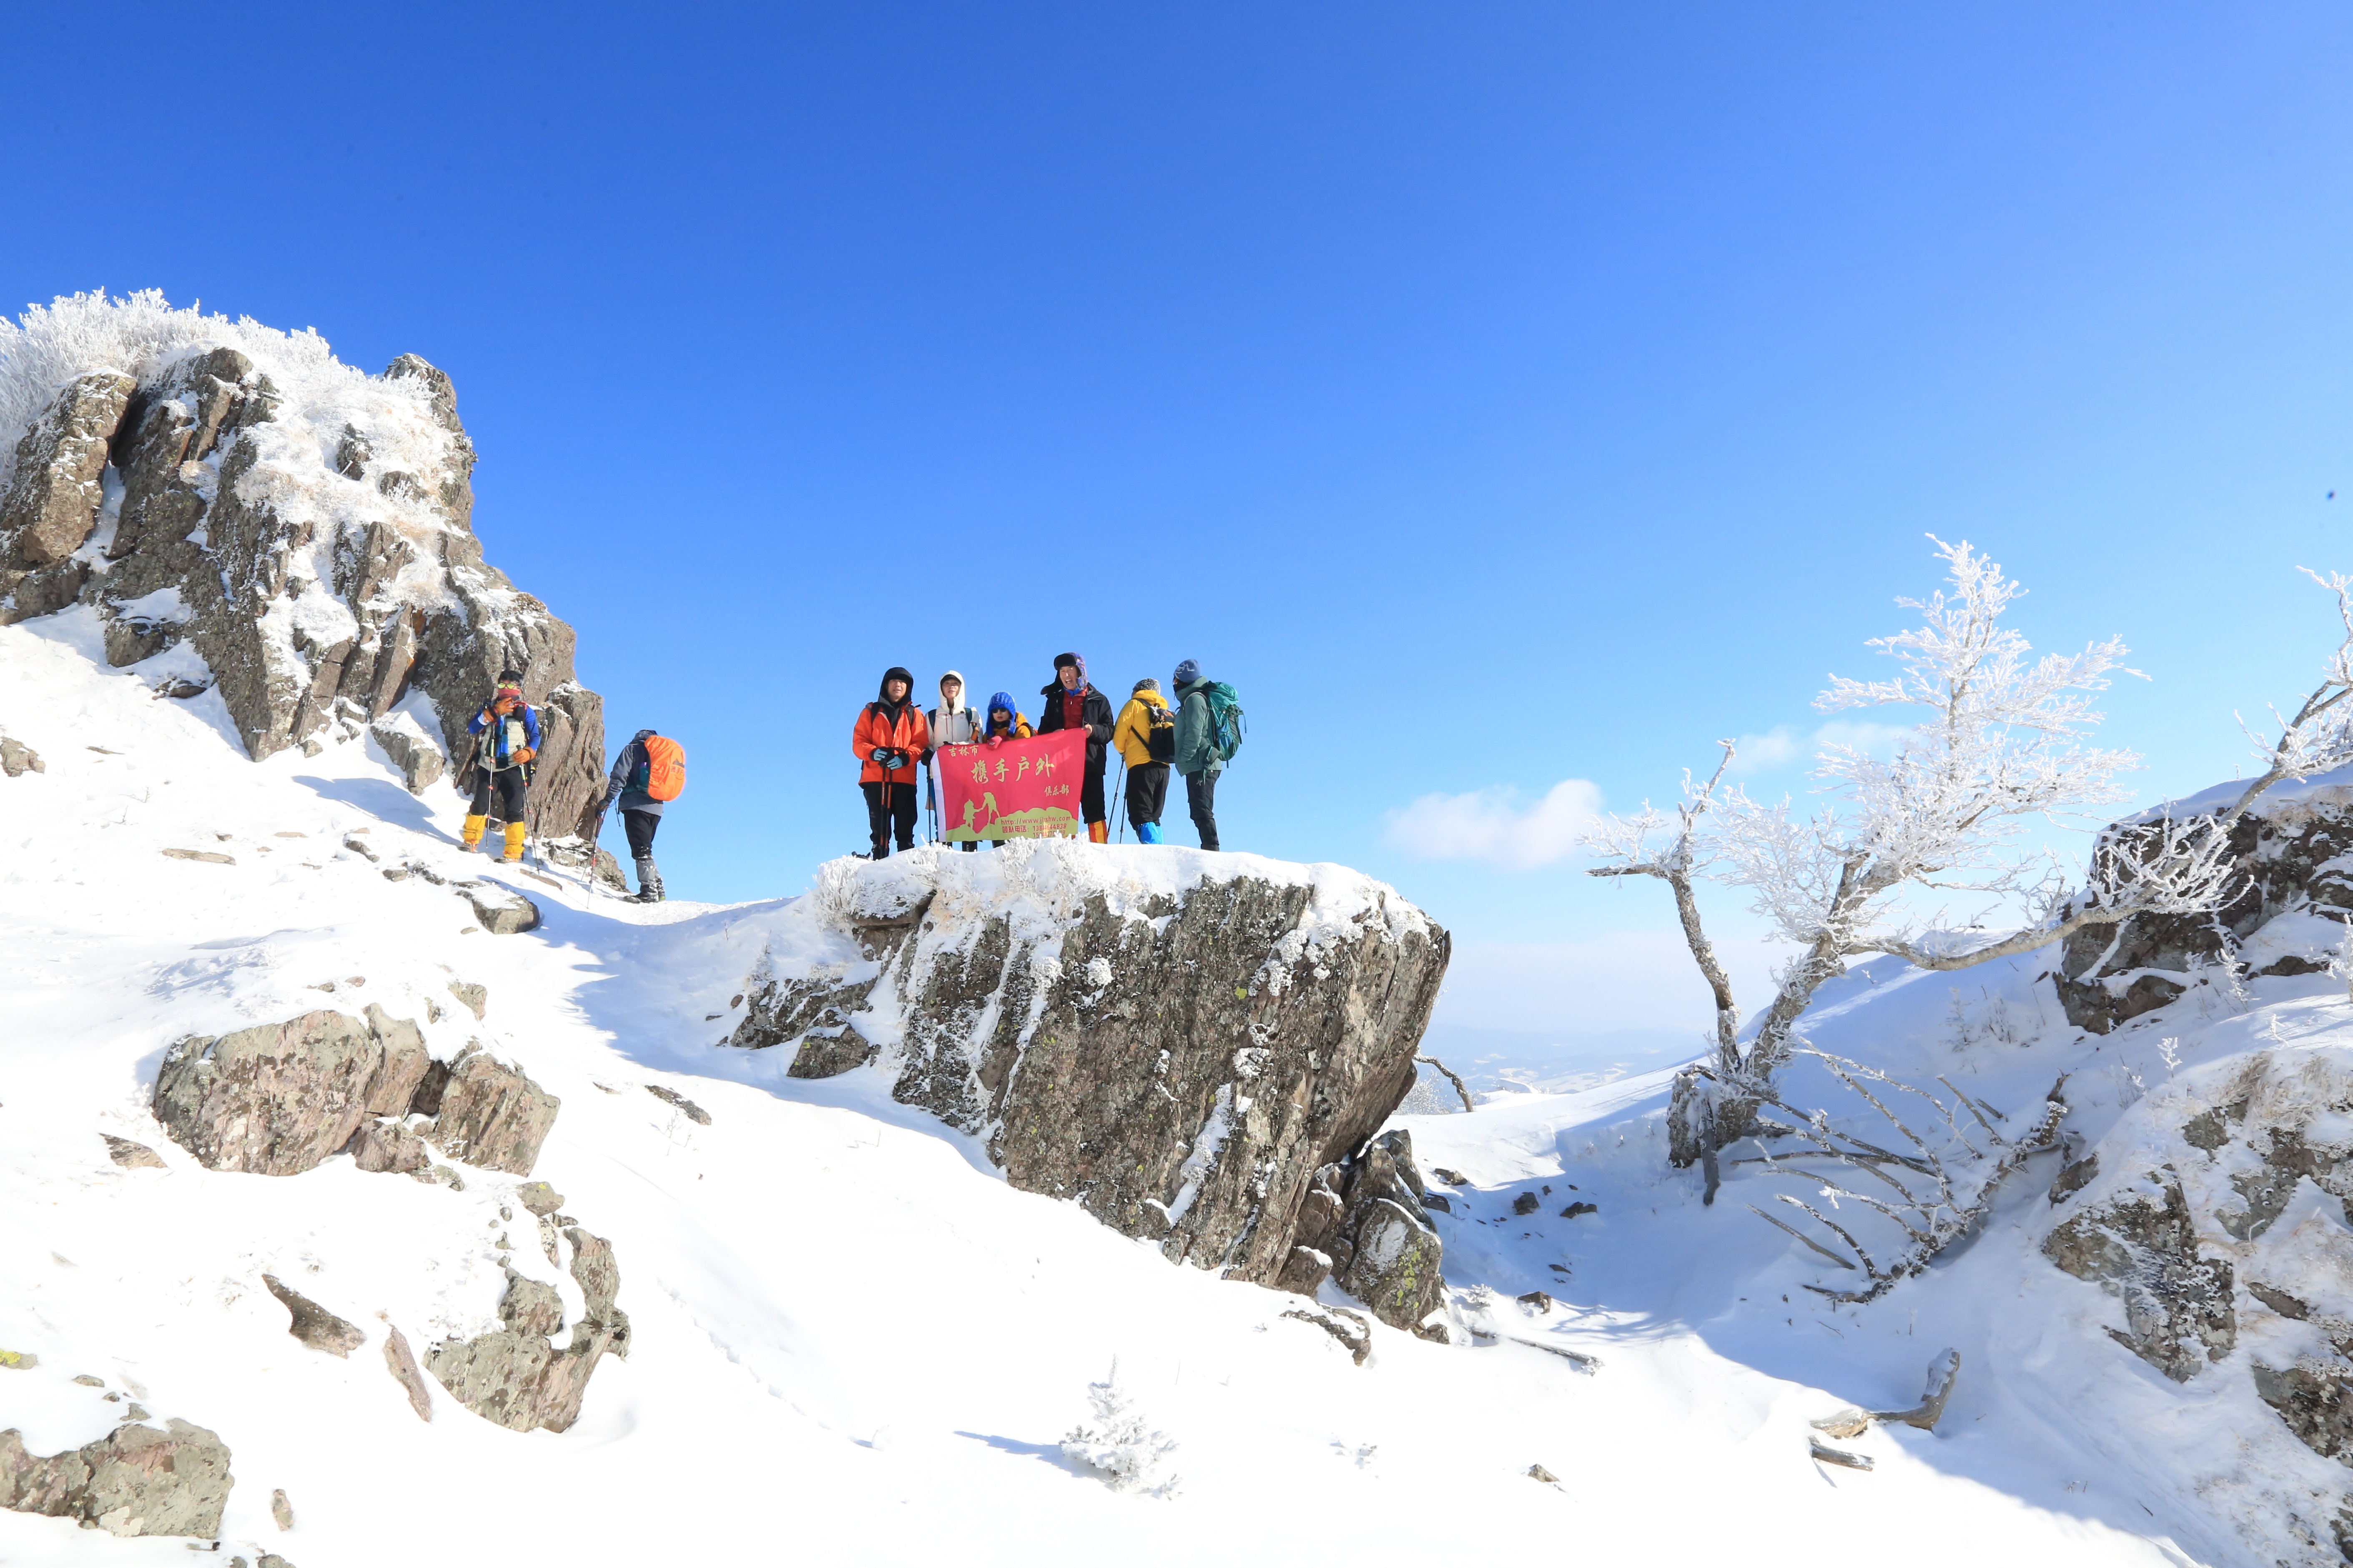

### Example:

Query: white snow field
xmin=0 ymin=609 xmax=2335 ymax=1566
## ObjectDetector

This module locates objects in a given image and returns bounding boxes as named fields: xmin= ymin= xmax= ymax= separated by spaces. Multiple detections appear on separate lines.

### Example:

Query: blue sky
xmin=8 ymin=3 xmax=2353 ymax=1046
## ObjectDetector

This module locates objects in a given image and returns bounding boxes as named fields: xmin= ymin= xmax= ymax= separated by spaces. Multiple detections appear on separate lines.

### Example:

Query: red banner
xmin=938 ymin=730 xmax=1086 ymax=841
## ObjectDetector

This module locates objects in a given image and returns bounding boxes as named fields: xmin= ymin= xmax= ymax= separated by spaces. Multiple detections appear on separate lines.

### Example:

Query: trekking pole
xmin=1113 ymin=756 xmax=1127 ymax=842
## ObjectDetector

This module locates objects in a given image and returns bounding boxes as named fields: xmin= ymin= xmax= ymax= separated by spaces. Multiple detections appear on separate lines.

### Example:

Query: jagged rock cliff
xmin=0 ymin=293 xmax=605 ymax=835
xmin=728 ymin=843 xmax=1453 ymax=1330
xmin=2058 ymin=773 xmax=2353 ymax=1033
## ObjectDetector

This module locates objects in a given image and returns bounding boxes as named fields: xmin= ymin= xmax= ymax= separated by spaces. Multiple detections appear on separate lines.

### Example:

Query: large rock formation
xmin=154 ymin=1007 xmax=558 ymax=1177
xmin=2058 ymin=779 xmax=2353 ymax=1032
xmin=0 ymin=314 xmax=605 ymax=835
xmin=2047 ymin=1044 xmax=2353 ymax=1468
xmin=729 ymin=845 xmax=1451 ymax=1329
xmin=0 ymin=1419 xmax=233 ymax=1538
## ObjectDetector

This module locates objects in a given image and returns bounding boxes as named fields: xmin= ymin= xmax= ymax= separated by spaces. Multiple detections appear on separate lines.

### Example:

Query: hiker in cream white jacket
xmin=928 ymin=670 xmax=981 ymax=851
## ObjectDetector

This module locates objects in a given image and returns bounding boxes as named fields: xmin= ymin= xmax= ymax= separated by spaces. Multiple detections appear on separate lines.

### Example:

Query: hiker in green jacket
xmin=1171 ymin=659 xmax=1222 ymax=852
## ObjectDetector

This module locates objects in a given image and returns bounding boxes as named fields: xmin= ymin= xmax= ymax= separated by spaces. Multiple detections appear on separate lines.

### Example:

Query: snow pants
xmin=622 ymin=808 xmax=661 ymax=859
xmin=1125 ymin=761 xmax=1169 ymax=828
xmin=863 ymin=779 xmax=918 ymax=855
xmin=469 ymin=767 xmax=528 ymax=823
xmin=1185 ymin=770 xmax=1219 ymax=852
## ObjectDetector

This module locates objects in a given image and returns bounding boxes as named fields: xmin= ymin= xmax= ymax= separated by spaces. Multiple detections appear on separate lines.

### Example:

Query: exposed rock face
xmin=459 ymin=881 xmax=541 ymax=936
xmin=2044 ymin=1169 xmax=2237 ymax=1381
xmin=0 ymin=370 xmax=134 ymax=622
xmin=729 ymin=847 xmax=1450 ymax=1327
xmin=369 ymin=712 xmax=445 ymax=794
xmin=412 ymin=1047 xmax=559 ymax=1175
xmin=2058 ymin=789 xmax=2353 ymax=1032
xmin=0 ymin=1419 xmax=232 ymax=1538
xmin=1284 ymin=1130 xmax=1446 ymax=1331
xmin=153 ymin=1005 xmax=428 ymax=1175
xmin=424 ymin=1228 xmax=631 ymax=1433
xmin=0 ymin=333 xmax=607 ymax=835
xmin=2049 ymin=1045 xmax=2353 ymax=1469
xmin=154 ymin=1007 xmax=555 ymax=1177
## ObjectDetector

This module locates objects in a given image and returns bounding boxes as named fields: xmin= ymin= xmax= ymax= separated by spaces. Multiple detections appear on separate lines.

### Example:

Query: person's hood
xmin=1130 ymin=687 xmax=1169 ymax=710
xmin=937 ymin=671 xmax=967 ymax=712
xmin=877 ymin=666 xmax=916 ymax=705
xmin=631 ymin=728 xmax=656 ymax=742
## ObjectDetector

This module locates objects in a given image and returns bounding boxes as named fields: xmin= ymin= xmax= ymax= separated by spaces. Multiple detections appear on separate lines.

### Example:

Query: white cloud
xmin=1727 ymin=720 xmax=1914 ymax=775
xmin=1382 ymin=779 xmax=1603 ymax=870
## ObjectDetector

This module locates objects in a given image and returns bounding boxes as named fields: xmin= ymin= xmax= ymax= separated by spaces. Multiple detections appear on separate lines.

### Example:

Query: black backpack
xmin=1144 ymin=703 xmax=1176 ymax=763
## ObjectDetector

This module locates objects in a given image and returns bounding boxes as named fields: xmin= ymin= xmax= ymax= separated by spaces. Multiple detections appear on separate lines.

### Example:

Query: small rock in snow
xmin=1516 ymin=1291 xmax=1554 ymax=1313
xmin=262 ymin=1275 xmax=364 ymax=1358
xmin=646 ymin=1085 xmax=711 ymax=1125
xmin=515 ymin=1181 xmax=564 ymax=1217
xmin=447 ymin=980 xmax=488 ymax=1019
xmin=1560 ymin=1201 xmax=1597 ymax=1220
xmin=1431 ymin=1167 xmax=1468 ymax=1186
xmin=0 ymin=1350 xmax=37 ymax=1370
xmin=71 ymin=1375 xmax=103 ymax=1387
xmin=1512 ymin=1192 xmax=1541 ymax=1216
xmin=160 ymin=847 xmax=235 ymax=865
xmin=1526 ymin=1463 xmax=1559 ymax=1483
xmin=101 ymin=1135 xmax=165 ymax=1169
xmin=271 ymin=1487 xmax=293 ymax=1530
xmin=382 ymin=1327 xmax=433 ymax=1422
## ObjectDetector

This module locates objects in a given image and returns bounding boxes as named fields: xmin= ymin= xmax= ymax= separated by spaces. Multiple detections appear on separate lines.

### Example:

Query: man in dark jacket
xmin=598 ymin=729 xmax=668 ymax=902
xmin=1036 ymin=651 xmax=1116 ymax=842
xmin=1171 ymin=658 xmax=1222 ymax=852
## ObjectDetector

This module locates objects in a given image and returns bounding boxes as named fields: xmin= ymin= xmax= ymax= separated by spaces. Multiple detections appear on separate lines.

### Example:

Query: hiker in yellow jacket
xmin=1111 ymin=678 xmax=1176 ymax=844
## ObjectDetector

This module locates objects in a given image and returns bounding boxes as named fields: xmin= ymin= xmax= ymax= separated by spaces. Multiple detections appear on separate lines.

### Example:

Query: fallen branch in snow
xmin=1759 ymin=1061 xmax=2069 ymax=1306
xmin=1282 ymin=1307 xmax=1372 ymax=1366
xmin=1811 ymin=1348 xmax=1961 ymax=1438
xmin=1809 ymin=1436 xmax=1874 ymax=1471
xmin=1415 ymin=1055 xmax=1476 ymax=1113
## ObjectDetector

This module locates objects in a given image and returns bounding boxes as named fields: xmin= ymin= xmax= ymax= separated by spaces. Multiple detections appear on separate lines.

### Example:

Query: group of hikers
xmin=853 ymin=654 xmax=1235 ymax=862
xmin=446 ymin=653 xmax=1236 ymax=904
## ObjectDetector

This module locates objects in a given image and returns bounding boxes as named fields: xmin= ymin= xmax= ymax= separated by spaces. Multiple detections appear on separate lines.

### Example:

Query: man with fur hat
xmin=1036 ymin=652 xmax=1116 ymax=842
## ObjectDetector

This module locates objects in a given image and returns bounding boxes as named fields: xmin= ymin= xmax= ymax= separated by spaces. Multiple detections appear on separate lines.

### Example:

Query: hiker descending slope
xmin=597 ymin=728 xmax=685 ymax=902
xmin=929 ymin=670 xmax=980 ymax=853
xmin=1172 ymin=658 xmax=1242 ymax=852
xmin=462 ymin=670 xmax=539 ymax=862
xmin=1112 ymin=677 xmax=1175 ymax=843
xmin=1035 ymin=652 xmax=1116 ymax=843
xmin=853 ymin=666 xmax=931 ymax=860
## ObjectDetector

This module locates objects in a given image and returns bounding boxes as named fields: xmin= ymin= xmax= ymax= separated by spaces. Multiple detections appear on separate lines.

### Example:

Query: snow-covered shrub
xmin=1060 ymin=1362 xmax=1179 ymax=1498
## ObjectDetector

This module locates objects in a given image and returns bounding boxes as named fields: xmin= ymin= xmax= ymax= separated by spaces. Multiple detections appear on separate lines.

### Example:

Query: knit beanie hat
xmin=1173 ymin=658 xmax=1202 ymax=686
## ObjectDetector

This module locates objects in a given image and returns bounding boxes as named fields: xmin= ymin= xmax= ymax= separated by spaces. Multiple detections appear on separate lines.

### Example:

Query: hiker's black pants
xmin=1081 ymin=761 xmax=1106 ymax=827
xmin=469 ymin=768 xmax=528 ymax=822
xmin=863 ymin=779 xmax=918 ymax=854
xmin=622 ymin=809 xmax=660 ymax=861
xmin=1126 ymin=761 xmax=1169 ymax=827
xmin=1186 ymin=770 xmax=1219 ymax=852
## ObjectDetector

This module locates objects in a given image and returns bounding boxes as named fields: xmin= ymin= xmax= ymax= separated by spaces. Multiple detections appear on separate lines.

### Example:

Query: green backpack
xmin=1198 ymin=681 xmax=1244 ymax=762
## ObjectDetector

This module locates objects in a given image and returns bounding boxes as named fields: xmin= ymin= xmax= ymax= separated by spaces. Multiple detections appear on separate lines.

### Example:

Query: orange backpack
xmin=641 ymin=735 xmax=687 ymax=801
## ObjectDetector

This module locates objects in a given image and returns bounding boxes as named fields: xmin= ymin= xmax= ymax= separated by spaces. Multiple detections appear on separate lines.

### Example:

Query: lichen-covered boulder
xmin=2043 ymin=1167 xmax=2237 ymax=1381
xmin=414 ymin=1047 xmax=559 ymax=1175
xmin=153 ymin=1004 xmax=428 ymax=1175
xmin=425 ymin=1228 xmax=630 ymax=1433
xmin=729 ymin=844 xmax=1450 ymax=1317
xmin=0 ymin=1419 xmax=233 ymax=1538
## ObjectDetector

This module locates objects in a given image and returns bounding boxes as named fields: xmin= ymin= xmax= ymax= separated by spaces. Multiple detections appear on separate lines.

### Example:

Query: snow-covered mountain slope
xmin=0 ymin=597 xmax=2256 ymax=1565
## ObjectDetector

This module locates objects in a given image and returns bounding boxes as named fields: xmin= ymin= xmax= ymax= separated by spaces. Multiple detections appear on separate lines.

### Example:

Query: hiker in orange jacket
xmin=853 ymin=666 xmax=931 ymax=859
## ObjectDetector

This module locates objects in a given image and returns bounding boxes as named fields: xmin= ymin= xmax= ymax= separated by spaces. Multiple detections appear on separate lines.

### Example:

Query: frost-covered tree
xmin=1588 ymin=540 xmax=2353 ymax=1201
xmin=1060 ymin=1361 xmax=1180 ymax=1498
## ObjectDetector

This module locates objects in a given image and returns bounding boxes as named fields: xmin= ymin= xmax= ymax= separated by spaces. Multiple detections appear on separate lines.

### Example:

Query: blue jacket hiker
xmin=463 ymin=670 xmax=540 ymax=862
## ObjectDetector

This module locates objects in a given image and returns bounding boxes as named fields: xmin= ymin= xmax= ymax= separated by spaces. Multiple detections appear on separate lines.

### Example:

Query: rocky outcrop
xmin=154 ymin=1007 xmax=556 ymax=1177
xmin=2044 ymin=1169 xmax=2236 ymax=1381
xmin=0 ymin=732 xmax=42 ymax=776
xmin=1281 ymin=1130 xmax=1446 ymax=1332
xmin=0 ymin=318 xmax=607 ymax=835
xmin=730 ymin=847 xmax=1451 ymax=1329
xmin=369 ymin=711 xmax=445 ymax=794
xmin=153 ymin=1006 xmax=428 ymax=1176
xmin=424 ymin=1229 xmax=631 ymax=1433
xmin=411 ymin=1047 xmax=559 ymax=1175
xmin=0 ymin=369 xmax=133 ymax=622
xmin=2058 ymin=786 xmax=2353 ymax=1032
xmin=2049 ymin=1045 xmax=2353 ymax=1470
xmin=0 ymin=1419 xmax=232 ymax=1538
